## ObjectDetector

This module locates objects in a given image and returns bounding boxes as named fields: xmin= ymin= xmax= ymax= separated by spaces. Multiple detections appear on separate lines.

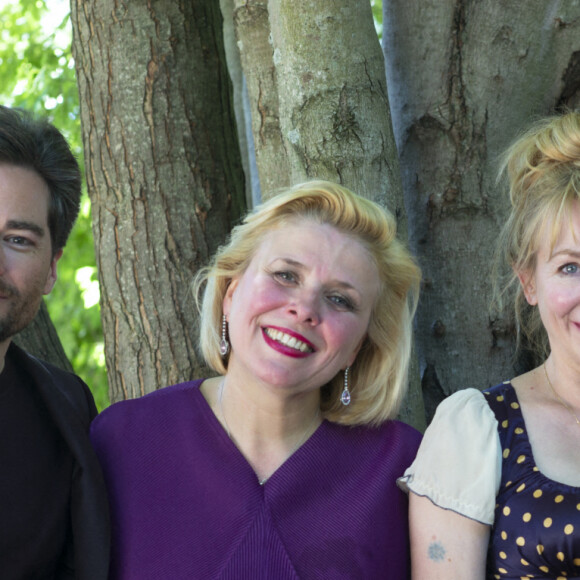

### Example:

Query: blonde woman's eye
xmin=328 ymin=294 xmax=354 ymax=311
xmin=561 ymin=263 xmax=579 ymax=275
xmin=274 ymin=271 xmax=297 ymax=283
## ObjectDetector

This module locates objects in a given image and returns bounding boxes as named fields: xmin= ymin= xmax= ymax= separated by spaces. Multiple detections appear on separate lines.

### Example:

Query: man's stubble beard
xmin=0 ymin=278 xmax=43 ymax=344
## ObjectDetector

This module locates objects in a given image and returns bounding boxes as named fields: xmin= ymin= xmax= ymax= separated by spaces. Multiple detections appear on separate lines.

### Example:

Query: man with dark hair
xmin=0 ymin=106 xmax=109 ymax=579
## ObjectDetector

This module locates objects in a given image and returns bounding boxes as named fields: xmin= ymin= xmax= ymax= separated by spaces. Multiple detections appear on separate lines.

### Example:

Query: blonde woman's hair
xmin=194 ymin=180 xmax=421 ymax=426
xmin=493 ymin=111 xmax=580 ymax=358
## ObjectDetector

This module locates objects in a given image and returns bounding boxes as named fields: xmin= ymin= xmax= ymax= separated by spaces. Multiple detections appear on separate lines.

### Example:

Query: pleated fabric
xmin=91 ymin=379 xmax=421 ymax=579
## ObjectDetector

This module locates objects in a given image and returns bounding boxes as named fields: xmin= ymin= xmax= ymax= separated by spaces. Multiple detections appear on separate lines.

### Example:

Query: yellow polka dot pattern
xmin=483 ymin=384 xmax=580 ymax=579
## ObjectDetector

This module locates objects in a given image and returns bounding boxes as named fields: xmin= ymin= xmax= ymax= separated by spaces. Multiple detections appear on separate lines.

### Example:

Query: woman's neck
xmin=203 ymin=375 xmax=322 ymax=484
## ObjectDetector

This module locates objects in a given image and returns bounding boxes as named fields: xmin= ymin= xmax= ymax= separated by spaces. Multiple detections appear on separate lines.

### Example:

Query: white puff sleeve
xmin=398 ymin=388 xmax=502 ymax=525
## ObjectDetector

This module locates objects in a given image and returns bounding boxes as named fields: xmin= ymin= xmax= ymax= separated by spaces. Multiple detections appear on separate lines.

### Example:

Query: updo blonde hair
xmin=194 ymin=180 xmax=421 ymax=426
xmin=494 ymin=111 xmax=580 ymax=358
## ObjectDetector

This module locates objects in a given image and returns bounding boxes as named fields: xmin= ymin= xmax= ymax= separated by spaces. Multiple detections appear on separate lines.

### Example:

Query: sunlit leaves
xmin=370 ymin=0 xmax=383 ymax=39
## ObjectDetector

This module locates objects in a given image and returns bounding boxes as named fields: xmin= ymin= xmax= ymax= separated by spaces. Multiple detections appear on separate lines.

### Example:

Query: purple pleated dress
xmin=90 ymin=379 xmax=421 ymax=579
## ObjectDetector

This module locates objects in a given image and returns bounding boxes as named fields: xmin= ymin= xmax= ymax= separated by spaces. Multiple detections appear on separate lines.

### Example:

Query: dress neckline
xmin=195 ymin=379 xmax=326 ymax=487
xmin=496 ymin=381 xmax=580 ymax=492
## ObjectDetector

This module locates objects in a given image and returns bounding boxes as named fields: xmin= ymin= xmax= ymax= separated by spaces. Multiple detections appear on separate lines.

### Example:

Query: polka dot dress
xmin=483 ymin=382 xmax=580 ymax=579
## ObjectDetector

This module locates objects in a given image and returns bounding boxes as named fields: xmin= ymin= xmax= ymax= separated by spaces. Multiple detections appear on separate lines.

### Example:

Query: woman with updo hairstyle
xmin=91 ymin=180 xmax=422 ymax=579
xmin=400 ymin=111 xmax=580 ymax=580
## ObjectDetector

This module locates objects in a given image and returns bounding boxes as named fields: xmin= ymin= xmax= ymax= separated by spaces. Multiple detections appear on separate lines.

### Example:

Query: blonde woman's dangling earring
xmin=341 ymin=367 xmax=351 ymax=406
xmin=219 ymin=314 xmax=230 ymax=356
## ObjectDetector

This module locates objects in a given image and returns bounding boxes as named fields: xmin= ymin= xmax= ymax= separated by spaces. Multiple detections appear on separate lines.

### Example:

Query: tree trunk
xmin=267 ymin=0 xmax=402 ymax=204
xmin=220 ymin=0 xmax=261 ymax=207
xmin=13 ymin=301 xmax=73 ymax=371
xmin=232 ymin=0 xmax=291 ymax=199
xmin=383 ymin=0 xmax=580 ymax=422
xmin=70 ymin=0 xmax=246 ymax=402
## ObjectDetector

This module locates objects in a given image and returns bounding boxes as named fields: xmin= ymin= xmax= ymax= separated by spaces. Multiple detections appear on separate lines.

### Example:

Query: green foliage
xmin=0 ymin=0 xmax=109 ymax=409
xmin=370 ymin=0 xmax=383 ymax=39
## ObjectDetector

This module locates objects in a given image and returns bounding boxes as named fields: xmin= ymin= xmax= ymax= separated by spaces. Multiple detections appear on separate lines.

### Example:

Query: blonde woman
xmin=401 ymin=111 xmax=580 ymax=579
xmin=91 ymin=180 xmax=422 ymax=579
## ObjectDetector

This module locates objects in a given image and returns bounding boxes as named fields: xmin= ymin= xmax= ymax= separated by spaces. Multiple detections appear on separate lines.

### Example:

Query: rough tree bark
xmin=230 ymin=0 xmax=425 ymax=428
xmin=267 ymin=0 xmax=402 ymax=204
xmin=383 ymin=0 xmax=580 ymax=422
xmin=70 ymin=0 xmax=246 ymax=402
xmin=231 ymin=0 xmax=291 ymax=198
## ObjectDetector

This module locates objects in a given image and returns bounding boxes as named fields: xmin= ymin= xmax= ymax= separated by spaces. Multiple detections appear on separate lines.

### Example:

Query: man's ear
xmin=516 ymin=269 xmax=537 ymax=306
xmin=43 ymin=249 xmax=63 ymax=295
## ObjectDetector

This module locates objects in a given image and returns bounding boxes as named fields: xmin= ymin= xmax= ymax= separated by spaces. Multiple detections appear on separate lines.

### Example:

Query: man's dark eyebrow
xmin=6 ymin=219 xmax=46 ymax=238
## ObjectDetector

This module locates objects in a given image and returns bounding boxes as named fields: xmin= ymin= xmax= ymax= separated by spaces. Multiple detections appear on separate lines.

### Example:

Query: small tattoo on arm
xmin=427 ymin=541 xmax=446 ymax=562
